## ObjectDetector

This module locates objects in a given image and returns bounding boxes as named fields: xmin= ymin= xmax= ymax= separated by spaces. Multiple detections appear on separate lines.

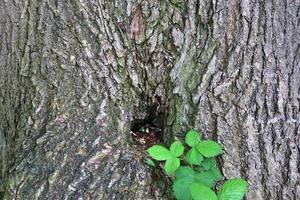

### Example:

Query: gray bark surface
xmin=0 ymin=0 xmax=299 ymax=199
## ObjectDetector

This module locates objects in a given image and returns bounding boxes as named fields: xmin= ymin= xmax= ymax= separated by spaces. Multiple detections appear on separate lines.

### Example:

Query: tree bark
xmin=0 ymin=0 xmax=299 ymax=199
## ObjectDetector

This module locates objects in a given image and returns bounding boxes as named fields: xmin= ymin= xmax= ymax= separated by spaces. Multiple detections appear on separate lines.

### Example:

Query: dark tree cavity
xmin=0 ymin=0 xmax=299 ymax=199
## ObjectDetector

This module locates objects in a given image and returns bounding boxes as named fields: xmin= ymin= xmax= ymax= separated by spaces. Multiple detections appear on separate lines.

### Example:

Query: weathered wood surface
xmin=0 ymin=0 xmax=299 ymax=199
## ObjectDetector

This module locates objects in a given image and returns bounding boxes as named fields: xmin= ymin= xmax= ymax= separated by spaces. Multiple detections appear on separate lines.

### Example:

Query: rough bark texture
xmin=0 ymin=0 xmax=299 ymax=199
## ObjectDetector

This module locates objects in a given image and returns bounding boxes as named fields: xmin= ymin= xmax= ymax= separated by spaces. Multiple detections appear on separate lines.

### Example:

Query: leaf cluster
xmin=146 ymin=130 xmax=248 ymax=200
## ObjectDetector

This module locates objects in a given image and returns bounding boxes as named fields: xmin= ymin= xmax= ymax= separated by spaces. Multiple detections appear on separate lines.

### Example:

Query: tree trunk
xmin=0 ymin=0 xmax=299 ymax=199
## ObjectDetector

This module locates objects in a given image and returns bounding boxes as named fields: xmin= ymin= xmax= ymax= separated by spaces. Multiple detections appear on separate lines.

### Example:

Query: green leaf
xmin=209 ymin=166 xmax=223 ymax=182
xmin=196 ymin=140 xmax=221 ymax=157
xmin=170 ymin=141 xmax=184 ymax=157
xmin=174 ymin=166 xmax=195 ymax=180
xmin=185 ymin=130 xmax=201 ymax=147
xmin=201 ymin=158 xmax=217 ymax=170
xmin=165 ymin=157 xmax=180 ymax=175
xmin=147 ymin=145 xmax=172 ymax=161
xmin=195 ymin=172 xmax=216 ymax=187
xmin=143 ymin=158 xmax=155 ymax=167
xmin=173 ymin=167 xmax=196 ymax=200
xmin=186 ymin=148 xmax=204 ymax=165
xmin=173 ymin=178 xmax=194 ymax=200
xmin=189 ymin=183 xmax=217 ymax=200
xmin=218 ymin=179 xmax=248 ymax=200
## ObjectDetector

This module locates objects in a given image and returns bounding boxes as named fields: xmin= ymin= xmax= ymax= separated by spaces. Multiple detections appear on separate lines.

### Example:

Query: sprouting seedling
xmin=146 ymin=140 xmax=184 ymax=175
xmin=144 ymin=158 xmax=155 ymax=167
xmin=146 ymin=130 xmax=248 ymax=200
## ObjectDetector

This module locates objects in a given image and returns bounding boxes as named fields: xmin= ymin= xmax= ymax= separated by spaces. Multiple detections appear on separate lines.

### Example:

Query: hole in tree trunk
xmin=130 ymin=105 xmax=164 ymax=147
xmin=129 ymin=96 xmax=173 ymax=199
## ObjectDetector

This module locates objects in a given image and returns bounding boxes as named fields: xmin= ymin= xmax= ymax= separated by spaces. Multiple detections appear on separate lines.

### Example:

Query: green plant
xmin=146 ymin=130 xmax=248 ymax=200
